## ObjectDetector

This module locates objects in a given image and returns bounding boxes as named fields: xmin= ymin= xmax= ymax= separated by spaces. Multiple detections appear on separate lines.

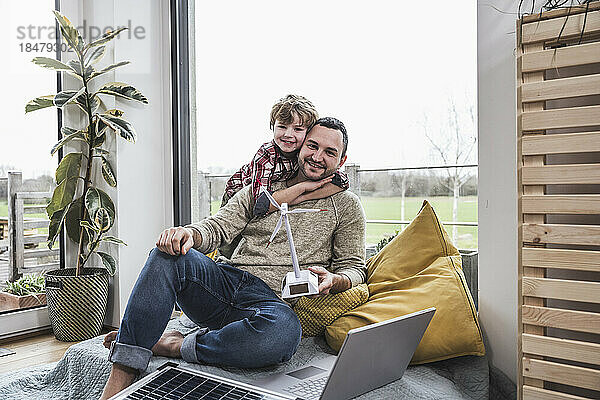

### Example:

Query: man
xmin=100 ymin=117 xmax=366 ymax=399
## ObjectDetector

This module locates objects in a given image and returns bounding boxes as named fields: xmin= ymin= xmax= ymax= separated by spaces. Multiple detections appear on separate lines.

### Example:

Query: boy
xmin=219 ymin=95 xmax=349 ymax=257
xmin=222 ymin=94 xmax=349 ymax=214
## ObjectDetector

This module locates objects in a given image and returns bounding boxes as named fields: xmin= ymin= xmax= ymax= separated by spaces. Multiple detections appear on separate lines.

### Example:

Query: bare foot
xmin=99 ymin=363 xmax=137 ymax=399
xmin=151 ymin=330 xmax=184 ymax=358
xmin=103 ymin=330 xmax=118 ymax=349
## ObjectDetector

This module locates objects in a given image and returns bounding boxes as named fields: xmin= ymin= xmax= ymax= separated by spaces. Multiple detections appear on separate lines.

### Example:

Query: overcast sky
xmin=2 ymin=0 xmax=476 ymax=179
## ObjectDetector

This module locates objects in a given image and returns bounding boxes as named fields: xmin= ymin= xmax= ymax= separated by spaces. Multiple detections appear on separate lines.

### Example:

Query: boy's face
xmin=273 ymin=114 xmax=308 ymax=156
xmin=298 ymin=124 xmax=347 ymax=181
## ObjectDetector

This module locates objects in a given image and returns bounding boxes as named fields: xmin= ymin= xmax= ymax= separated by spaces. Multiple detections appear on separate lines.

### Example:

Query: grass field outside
xmin=211 ymin=195 xmax=478 ymax=249
xmin=1 ymin=195 xmax=478 ymax=252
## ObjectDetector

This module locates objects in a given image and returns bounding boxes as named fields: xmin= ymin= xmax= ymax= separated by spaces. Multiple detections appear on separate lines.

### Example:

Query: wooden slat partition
xmin=517 ymin=4 xmax=600 ymax=399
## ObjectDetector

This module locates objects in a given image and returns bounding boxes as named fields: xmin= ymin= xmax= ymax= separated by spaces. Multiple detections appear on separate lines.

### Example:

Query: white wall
xmin=477 ymin=0 xmax=519 ymax=382
xmin=60 ymin=0 xmax=173 ymax=327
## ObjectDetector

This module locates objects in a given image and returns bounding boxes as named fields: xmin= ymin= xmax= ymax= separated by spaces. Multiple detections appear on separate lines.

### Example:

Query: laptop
xmin=109 ymin=307 xmax=435 ymax=400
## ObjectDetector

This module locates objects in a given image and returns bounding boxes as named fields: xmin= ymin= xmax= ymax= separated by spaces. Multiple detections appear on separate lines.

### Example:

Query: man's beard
xmin=298 ymin=156 xmax=336 ymax=181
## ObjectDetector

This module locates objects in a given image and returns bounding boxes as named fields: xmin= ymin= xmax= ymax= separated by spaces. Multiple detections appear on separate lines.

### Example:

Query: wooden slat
xmin=522 ymin=305 xmax=600 ymax=334
xmin=523 ymin=385 xmax=592 ymax=400
xmin=522 ymin=223 xmax=600 ymax=246
xmin=15 ymin=192 xmax=52 ymax=200
xmin=522 ymin=248 xmax=600 ymax=271
xmin=522 ymin=2 xmax=600 ymax=23
xmin=20 ymin=262 xmax=60 ymax=273
xmin=522 ymin=277 xmax=600 ymax=303
xmin=23 ymin=219 xmax=49 ymax=229
xmin=23 ymin=205 xmax=48 ymax=214
xmin=521 ymin=9 xmax=600 ymax=44
xmin=521 ymin=105 xmax=600 ymax=131
xmin=520 ymin=41 xmax=600 ymax=72
xmin=23 ymin=234 xmax=49 ymax=245
xmin=522 ymin=131 xmax=600 ymax=155
xmin=521 ymin=73 xmax=600 ymax=103
xmin=522 ymin=333 xmax=600 ymax=365
xmin=521 ymin=194 xmax=600 ymax=214
xmin=23 ymin=248 xmax=59 ymax=259
xmin=522 ymin=164 xmax=600 ymax=185
xmin=523 ymin=358 xmax=600 ymax=391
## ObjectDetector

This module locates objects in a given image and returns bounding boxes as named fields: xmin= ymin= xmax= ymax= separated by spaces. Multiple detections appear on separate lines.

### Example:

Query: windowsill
xmin=0 ymin=306 xmax=50 ymax=340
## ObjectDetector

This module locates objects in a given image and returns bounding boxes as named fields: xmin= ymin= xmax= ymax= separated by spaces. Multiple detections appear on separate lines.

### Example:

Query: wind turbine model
xmin=262 ymin=188 xmax=326 ymax=299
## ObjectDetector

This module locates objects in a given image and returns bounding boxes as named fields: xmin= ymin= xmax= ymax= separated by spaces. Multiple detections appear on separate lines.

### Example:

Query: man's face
xmin=273 ymin=114 xmax=308 ymax=156
xmin=298 ymin=124 xmax=347 ymax=181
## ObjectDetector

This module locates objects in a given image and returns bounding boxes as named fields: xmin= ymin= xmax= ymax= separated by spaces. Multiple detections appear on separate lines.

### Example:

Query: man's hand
xmin=307 ymin=266 xmax=351 ymax=296
xmin=156 ymin=227 xmax=194 ymax=256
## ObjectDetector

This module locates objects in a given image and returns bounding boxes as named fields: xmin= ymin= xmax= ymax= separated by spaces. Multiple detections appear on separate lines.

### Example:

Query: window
xmin=1 ymin=0 xmax=61 ymax=315
xmin=186 ymin=1 xmax=477 ymax=249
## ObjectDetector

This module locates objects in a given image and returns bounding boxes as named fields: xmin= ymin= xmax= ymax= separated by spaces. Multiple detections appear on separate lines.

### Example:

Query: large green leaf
xmin=94 ymin=208 xmax=111 ymax=232
xmin=55 ymin=152 xmax=82 ymax=184
xmin=51 ymin=129 xmax=86 ymax=156
xmin=54 ymin=87 xmax=85 ymax=108
xmin=46 ymin=177 xmax=78 ymax=217
xmin=25 ymin=95 xmax=55 ymax=113
xmin=47 ymin=203 xmax=70 ymax=249
xmin=85 ymin=27 xmax=127 ymax=51
xmin=53 ymin=10 xmax=84 ymax=54
xmin=85 ymin=45 xmax=106 ymax=66
xmin=32 ymin=57 xmax=78 ymax=77
xmin=65 ymin=196 xmax=90 ymax=246
xmin=75 ymin=91 xmax=99 ymax=114
xmin=93 ymin=131 xmax=106 ymax=148
xmin=97 ymin=251 xmax=116 ymax=276
xmin=97 ymin=82 xmax=148 ymax=104
xmin=85 ymin=187 xmax=115 ymax=229
xmin=94 ymin=148 xmax=110 ymax=155
xmin=67 ymin=59 xmax=95 ymax=80
xmin=102 ymin=236 xmax=127 ymax=246
xmin=97 ymin=114 xmax=137 ymax=142
xmin=100 ymin=156 xmax=116 ymax=187
xmin=88 ymin=61 xmax=130 ymax=80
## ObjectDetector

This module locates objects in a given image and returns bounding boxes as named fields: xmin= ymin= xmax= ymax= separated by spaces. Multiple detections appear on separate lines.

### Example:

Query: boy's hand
xmin=301 ymin=177 xmax=333 ymax=193
xmin=156 ymin=227 xmax=194 ymax=256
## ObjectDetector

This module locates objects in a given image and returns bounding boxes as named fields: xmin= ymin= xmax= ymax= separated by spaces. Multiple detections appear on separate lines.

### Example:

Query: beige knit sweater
xmin=186 ymin=181 xmax=367 ymax=294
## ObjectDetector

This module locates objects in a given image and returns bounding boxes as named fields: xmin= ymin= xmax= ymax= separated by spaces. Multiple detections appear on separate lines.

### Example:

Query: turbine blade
xmin=289 ymin=208 xmax=324 ymax=214
xmin=267 ymin=215 xmax=284 ymax=246
xmin=260 ymin=187 xmax=281 ymax=210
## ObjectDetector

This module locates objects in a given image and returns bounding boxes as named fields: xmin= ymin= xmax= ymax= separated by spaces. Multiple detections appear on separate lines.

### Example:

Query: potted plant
xmin=25 ymin=11 xmax=147 ymax=341
xmin=0 ymin=273 xmax=46 ymax=312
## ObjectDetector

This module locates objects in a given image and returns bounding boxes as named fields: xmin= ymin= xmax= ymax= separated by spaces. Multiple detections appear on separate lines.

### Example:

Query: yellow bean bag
xmin=325 ymin=200 xmax=484 ymax=364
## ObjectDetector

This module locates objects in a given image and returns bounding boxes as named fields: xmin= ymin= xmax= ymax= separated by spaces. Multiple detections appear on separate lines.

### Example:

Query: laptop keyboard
xmin=126 ymin=367 xmax=273 ymax=399
xmin=285 ymin=376 xmax=328 ymax=400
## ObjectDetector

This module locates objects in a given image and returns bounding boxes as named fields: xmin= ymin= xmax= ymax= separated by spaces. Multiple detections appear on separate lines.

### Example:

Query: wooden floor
xmin=0 ymin=330 xmax=77 ymax=374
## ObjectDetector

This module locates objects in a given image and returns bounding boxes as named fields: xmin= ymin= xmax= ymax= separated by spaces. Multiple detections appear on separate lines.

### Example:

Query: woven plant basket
xmin=45 ymin=268 xmax=109 ymax=342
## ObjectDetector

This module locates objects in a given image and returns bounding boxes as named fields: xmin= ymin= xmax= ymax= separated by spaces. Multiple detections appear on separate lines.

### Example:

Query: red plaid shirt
xmin=224 ymin=141 xmax=350 ymax=200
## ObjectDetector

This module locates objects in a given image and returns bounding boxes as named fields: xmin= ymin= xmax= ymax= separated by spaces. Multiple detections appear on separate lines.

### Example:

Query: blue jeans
xmin=108 ymin=248 xmax=302 ymax=371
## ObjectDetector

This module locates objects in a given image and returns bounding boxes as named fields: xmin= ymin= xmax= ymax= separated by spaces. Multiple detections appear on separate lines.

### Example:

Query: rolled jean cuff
xmin=180 ymin=328 xmax=208 ymax=364
xmin=109 ymin=341 xmax=153 ymax=371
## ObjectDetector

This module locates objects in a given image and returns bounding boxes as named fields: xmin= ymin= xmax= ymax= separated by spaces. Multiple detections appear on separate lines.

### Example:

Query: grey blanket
xmin=0 ymin=319 xmax=490 ymax=399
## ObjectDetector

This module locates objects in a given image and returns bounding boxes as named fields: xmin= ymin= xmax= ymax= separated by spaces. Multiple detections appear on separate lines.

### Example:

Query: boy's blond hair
xmin=269 ymin=94 xmax=318 ymax=131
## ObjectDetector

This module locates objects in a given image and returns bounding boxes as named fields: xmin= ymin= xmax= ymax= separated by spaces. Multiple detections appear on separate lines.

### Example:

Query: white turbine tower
xmin=262 ymin=188 xmax=326 ymax=299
